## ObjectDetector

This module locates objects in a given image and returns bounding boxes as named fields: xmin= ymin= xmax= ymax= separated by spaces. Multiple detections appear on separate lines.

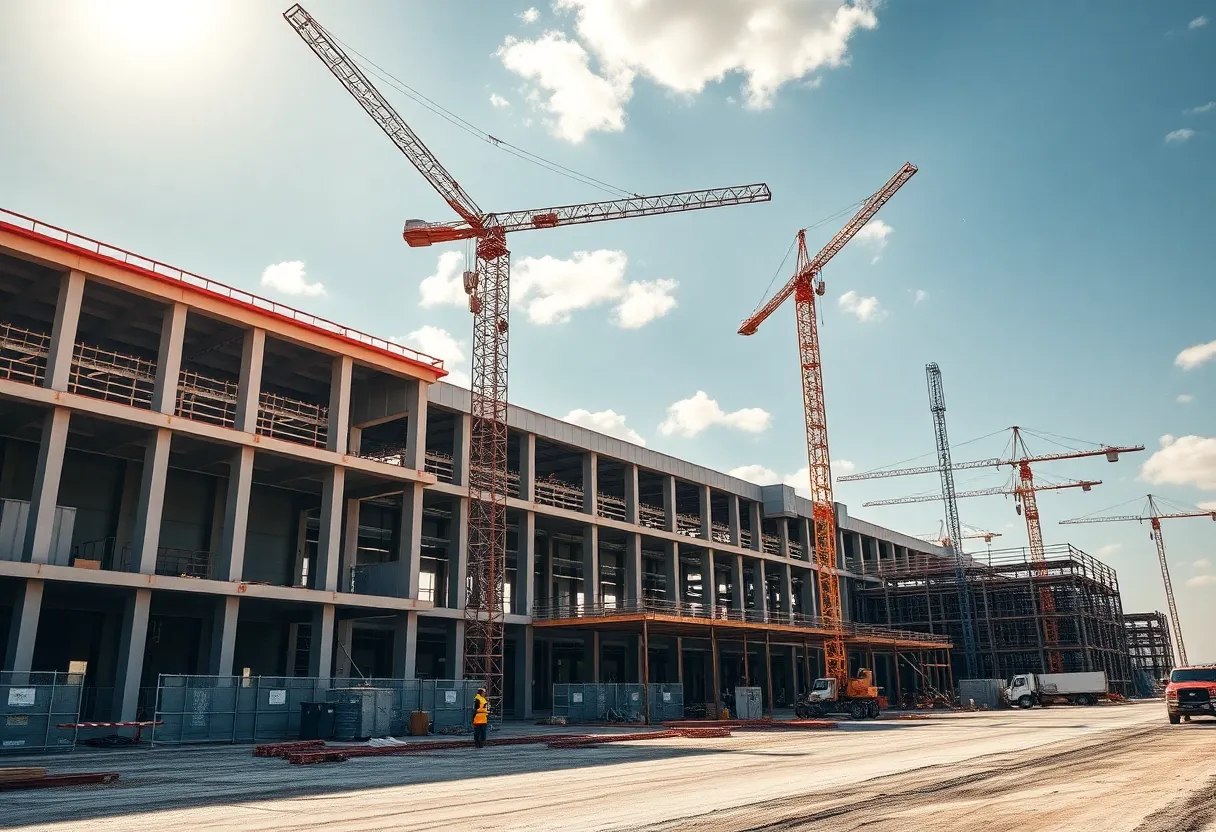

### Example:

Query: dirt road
xmin=7 ymin=701 xmax=1213 ymax=831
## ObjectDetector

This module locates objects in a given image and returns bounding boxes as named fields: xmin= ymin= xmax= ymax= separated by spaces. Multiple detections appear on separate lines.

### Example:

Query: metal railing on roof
xmin=0 ymin=207 xmax=444 ymax=371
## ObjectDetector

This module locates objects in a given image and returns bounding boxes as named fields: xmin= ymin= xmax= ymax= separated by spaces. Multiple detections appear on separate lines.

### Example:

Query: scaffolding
xmin=1124 ymin=611 xmax=1174 ymax=683
xmin=859 ymin=544 xmax=1133 ymax=695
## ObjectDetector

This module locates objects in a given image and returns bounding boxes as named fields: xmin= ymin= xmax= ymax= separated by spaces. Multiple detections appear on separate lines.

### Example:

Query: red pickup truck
xmin=1165 ymin=666 xmax=1216 ymax=724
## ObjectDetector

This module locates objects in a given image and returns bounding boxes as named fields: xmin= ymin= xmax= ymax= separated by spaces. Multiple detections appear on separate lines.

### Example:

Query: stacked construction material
xmin=0 ymin=767 xmax=119 ymax=791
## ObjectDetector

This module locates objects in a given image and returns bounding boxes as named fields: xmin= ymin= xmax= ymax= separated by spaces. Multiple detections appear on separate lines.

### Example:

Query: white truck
xmin=1006 ymin=671 xmax=1107 ymax=708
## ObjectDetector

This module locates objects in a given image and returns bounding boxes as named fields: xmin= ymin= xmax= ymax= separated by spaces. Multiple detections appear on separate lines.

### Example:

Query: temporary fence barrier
xmin=552 ymin=683 xmax=684 ymax=723
xmin=958 ymin=678 xmax=1008 ymax=710
xmin=0 ymin=671 xmax=85 ymax=753
xmin=151 ymin=675 xmax=482 ymax=745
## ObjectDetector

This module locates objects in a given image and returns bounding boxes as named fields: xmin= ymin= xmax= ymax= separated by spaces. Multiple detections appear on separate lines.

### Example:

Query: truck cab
xmin=1165 ymin=666 xmax=1216 ymax=724
xmin=1006 ymin=674 xmax=1037 ymax=707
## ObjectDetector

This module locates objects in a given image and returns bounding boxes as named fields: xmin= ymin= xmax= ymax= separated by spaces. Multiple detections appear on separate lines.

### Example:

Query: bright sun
xmin=85 ymin=0 xmax=201 ymax=48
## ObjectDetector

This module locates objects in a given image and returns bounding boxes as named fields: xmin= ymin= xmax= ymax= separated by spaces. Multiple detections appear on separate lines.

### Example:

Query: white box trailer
xmin=1006 ymin=671 xmax=1107 ymax=708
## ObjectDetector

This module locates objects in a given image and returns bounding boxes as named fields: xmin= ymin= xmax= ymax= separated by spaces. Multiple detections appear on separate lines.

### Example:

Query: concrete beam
xmin=45 ymin=270 xmax=85 ymax=392
xmin=22 ymin=407 xmax=69 ymax=564
xmin=234 ymin=328 xmax=265 ymax=433
xmin=152 ymin=303 xmax=188 ymax=415
xmin=130 ymin=429 xmax=172 ymax=574
xmin=327 ymin=355 xmax=353 ymax=455
xmin=3 ymin=579 xmax=43 ymax=673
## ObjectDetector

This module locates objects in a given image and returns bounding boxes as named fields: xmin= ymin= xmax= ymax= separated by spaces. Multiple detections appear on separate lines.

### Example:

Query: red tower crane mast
xmin=1061 ymin=495 xmax=1216 ymax=667
xmin=284 ymin=6 xmax=771 ymax=713
xmin=841 ymin=427 xmax=1143 ymax=672
xmin=738 ymin=162 xmax=917 ymax=688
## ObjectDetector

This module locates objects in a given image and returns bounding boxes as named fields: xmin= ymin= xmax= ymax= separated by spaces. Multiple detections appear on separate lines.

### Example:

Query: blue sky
xmin=2 ymin=1 xmax=1214 ymax=661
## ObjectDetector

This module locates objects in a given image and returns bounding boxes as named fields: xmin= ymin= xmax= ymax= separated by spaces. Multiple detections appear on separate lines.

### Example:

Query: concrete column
xmin=334 ymin=620 xmax=354 ymax=678
xmin=661 ymin=475 xmax=677 ymax=532
xmin=446 ymin=620 xmax=465 ymax=680
xmin=700 ymin=549 xmax=717 ymax=611
xmin=235 ymin=328 xmax=265 ymax=433
xmin=340 ymin=499 xmax=361 ymax=591
xmin=581 ymin=524 xmax=599 ymax=607
xmin=152 ymin=303 xmax=187 ymax=415
xmin=44 ymin=270 xmax=85 ymax=392
xmin=786 ymin=646 xmax=799 ymax=701
xmin=392 ymin=613 xmax=418 ymax=679
xmin=315 ymin=468 xmax=344 ymax=592
xmin=586 ymin=631 xmax=600 ymax=681
xmin=516 ymin=510 xmax=536 ymax=615
xmin=22 ymin=408 xmax=69 ymax=564
xmin=699 ymin=485 xmax=712 ymax=542
xmin=543 ymin=536 xmax=555 ymax=607
xmin=802 ymin=517 xmax=815 ymax=562
xmin=732 ymin=554 xmax=745 ymax=612
xmin=397 ymin=483 xmax=423 ymax=599
xmin=749 ymin=502 xmax=763 ymax=552
xmin=113 ymin=589 xmax=151 ymax=721
xmin=448 ymin=498 xmax=469 ymax=609
xmin=778 ymin=518 xmax=790 ymax=559
xmin=402 ymin=379 xmax=427 ymax=470
xmin=781 ymin=563 xmax=795 ymax=615
xmin=130 ymin=429 xmax=172 ymax=574
xmin=664 ymin=541 xmax=680 ymax=604
xmin=728 ymin=496 xmax=741 ymax=547
xmin=755 ymin=559 xmax=769 ymax=619
xmin=514 ymin=626 xmax=534 ymax=718
xmin=582 ymin=452 xmax=598 ymax=516
xmin=207 ymin=597 xmax=239 ymax=676
xmin=308 ymin=604 xmax=336 ymax=678
xmin=453 ymin=414 xmax=472 ymax=487
xmin=519 ymin=433 xmax=536 ymax=502
xmin=3 ymin=580 xmax=43 ymax=674
xmin=799 ymin=567 xmax=816 ymax=617
xmin=327 ymin=356 xmax=353 ymax=455
xmin=216 ymin=446 xmax=255 ymax=582
xmin=624 ymin=533 xmax=643 ymax=605
xmin=624 ymin=464 xmax=639 ymax=524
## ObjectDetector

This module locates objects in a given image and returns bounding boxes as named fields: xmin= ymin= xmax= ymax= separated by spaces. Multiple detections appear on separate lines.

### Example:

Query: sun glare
xmin=84 ymin=0 xmax=202 ymax=50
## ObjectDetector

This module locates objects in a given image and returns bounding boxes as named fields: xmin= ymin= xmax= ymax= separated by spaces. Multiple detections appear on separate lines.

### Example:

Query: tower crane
xmin=919 ymin=521 xmax=1002 ymax=548
xmin=738 ymin=162 xmax=917 ymax=696
xmin=926 ymin=362 xmax=978 ymax=679
xmin=840 ymin=427 xmax=1143 ymax=673
xmin=284 ymin=5 xmax=771 ymax=714
xmin=1061 ymin=495 xmax=1216 ymax=667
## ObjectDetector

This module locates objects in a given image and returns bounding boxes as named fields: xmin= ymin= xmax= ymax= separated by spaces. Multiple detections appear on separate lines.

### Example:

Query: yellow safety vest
xmin=473 ymin=694 xmax=489 ymax=726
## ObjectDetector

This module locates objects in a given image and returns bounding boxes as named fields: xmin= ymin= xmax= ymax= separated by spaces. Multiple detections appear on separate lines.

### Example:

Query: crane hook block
xmin=463 ymin=270 xmax=478 ymax=295
xmin=815 ymin=281 xmax=826 ymax=296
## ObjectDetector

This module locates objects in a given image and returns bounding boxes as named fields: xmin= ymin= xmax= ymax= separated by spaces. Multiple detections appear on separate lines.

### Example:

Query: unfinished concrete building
xmin=858 ymin=544 xmax=1134 ymax=694
xmin=0 ymin=208 xmax=952 ymax=724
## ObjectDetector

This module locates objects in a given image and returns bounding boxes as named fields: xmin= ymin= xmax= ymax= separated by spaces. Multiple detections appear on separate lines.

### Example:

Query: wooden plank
xmin=0 ymin=772 xmax=119 ymax=791
xmin=0 ymin=767 xmax=48 ymax=781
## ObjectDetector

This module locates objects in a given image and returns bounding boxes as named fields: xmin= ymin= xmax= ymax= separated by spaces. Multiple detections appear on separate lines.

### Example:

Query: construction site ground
xmin=5 ymin=700 xmax=1213 ymax=832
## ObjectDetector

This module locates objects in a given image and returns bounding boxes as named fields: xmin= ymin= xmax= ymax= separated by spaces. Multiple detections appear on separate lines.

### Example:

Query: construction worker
xmin=472 ymin=687 xmax=489 ymax=748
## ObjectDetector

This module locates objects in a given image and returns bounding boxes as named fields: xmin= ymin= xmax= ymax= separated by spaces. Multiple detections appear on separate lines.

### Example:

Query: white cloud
xmin=838 ymin=290 xmax=886 ymax=322
xmin=419 ymin=251 xmax=469 ymax=308
xmin=613 ymin=279 xmax=678 ymax=328
xmin=1178 ymin=394 xmax=1194 ymax=404
xmin=563 ymin=408 xmax=646 ymax=445
xmin=1187 ymin=574 xmax=1216 ymax=588
xmin=1195 ymin=558 xmax=1213 ymax=569
xmin=1189 ymin=15 xmax=1209 ymax=29
xmin=260 ymin=261 xmax=325 ymax=298
xmin=519 ymin=6 xmax=540 ymax=24
xmin=728 ymin=460 xmax=852 ymax=496
xmin=1097 ymin=544 xmax=1122 ymax=557
xmin=914 ymin=289 xmax=928 ymax=305
xmin=728 ymin=464 xmax=780 ymax=485
xmin=489 ymin=92 xmax=510 ymax=108
xmin=497 ymin=32 xmax=633 ymax=143
xmin=659 ymin=391 xmax=771 ymax=438
xmin=498 ymin=0 xmax=878 ymax=141
xmin=855 ymin=218 xmax=893 ymax=263
xmin=1176 ymin=339 xmax=1216 ymax=370
xmin=398 ymin=325 xmax=471 ymax=388
xmin=1185 ymin=101 xmax=1216 ymax=115
xmin=1141 ymin=434 xmax=1216 ymax=490
xmin=1199 ymin=501 xmax=1216 ymax=512
xmin=1165 ymin=128 xmax=1196 ymax=144
xmin=513 ymin=249 xmax=676 ymax=328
